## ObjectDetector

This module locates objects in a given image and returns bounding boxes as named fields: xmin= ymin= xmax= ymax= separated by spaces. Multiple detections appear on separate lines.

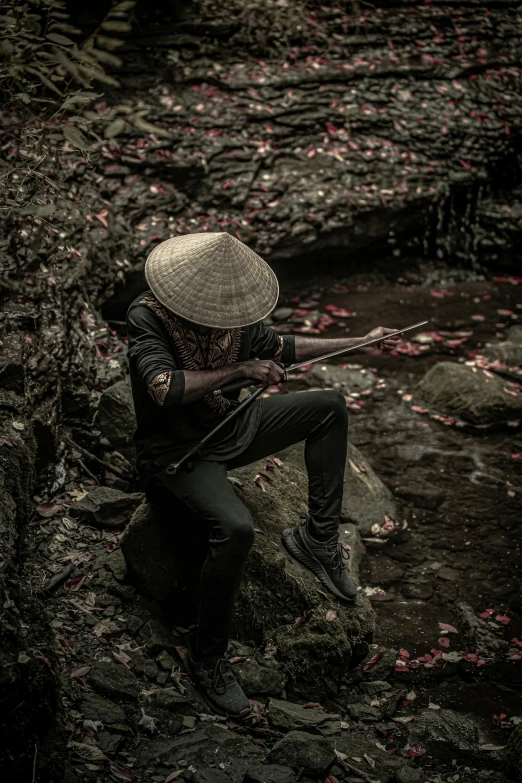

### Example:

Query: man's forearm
xmin=182 ymin=365 xmax=244 ymax=403
xmin=294 ymin=336 xmax=366 ymax=363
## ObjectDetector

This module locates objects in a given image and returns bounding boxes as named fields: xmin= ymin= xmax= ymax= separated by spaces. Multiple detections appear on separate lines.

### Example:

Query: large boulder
xmin=121 ymin=460 xmax=375 ymax=700
xmin=278 ymin=441 xmax=398 ymax=535
xmin=306 ymin=363 xmax=375 ymax=393
xmin=94 ymin=380 xmax=136 ymax=463
xmin=457 ymin=602 xmax=509 ymax=661
xmin=416 ymin=361 xmax=522 ymax=424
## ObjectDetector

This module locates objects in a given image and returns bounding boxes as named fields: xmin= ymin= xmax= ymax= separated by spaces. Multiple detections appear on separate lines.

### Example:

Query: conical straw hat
xmin=145 ymin=232 xmax=279 ymax=329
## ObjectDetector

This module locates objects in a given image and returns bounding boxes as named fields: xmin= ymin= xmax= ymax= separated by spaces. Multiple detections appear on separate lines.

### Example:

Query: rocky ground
xmin=16 ymin=260 xmax=521 ymax=783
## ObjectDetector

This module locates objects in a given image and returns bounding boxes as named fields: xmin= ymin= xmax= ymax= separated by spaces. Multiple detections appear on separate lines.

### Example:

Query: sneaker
xmin=281 ymin=520 xmax=358 ymax=603
xmin=184 ymin=648 xmax=251 ymax=719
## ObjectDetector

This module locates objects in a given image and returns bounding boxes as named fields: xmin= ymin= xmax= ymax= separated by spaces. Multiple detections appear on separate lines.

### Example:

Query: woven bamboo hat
xmin=145 ymin=232 xmax=279 ymax=329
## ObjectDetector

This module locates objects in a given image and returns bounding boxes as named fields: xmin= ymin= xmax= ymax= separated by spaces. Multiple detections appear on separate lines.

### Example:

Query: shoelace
xmin=211 ymin=657 xmax=234 ymax=695
xmin=325 ymin=538 xmax=350 ymax=573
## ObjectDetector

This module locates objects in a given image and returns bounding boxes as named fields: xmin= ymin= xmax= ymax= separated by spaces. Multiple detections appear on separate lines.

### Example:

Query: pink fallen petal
xmin=439 ymin=623 xmax=458 ymax=633
xmin=438 ymin=637 xmax=451 ymax=648
xmin=37 ymin=502 xmax=64 ymax=518
xmin=65 ymin=575 xmax=86 ymax=592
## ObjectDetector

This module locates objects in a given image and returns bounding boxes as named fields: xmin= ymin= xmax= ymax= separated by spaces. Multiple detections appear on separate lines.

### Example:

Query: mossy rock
xmin=121 ymin=461 xmax=375 ymax=701
xmin=416 ymin=360 xmax=522 ymax=424
xmin=276 ymin=440 xmax=397 ymax=534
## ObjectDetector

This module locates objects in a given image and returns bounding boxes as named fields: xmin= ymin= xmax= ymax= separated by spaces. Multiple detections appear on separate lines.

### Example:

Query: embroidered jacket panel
xmin=126 ymin=291 xmax=296 ymax=483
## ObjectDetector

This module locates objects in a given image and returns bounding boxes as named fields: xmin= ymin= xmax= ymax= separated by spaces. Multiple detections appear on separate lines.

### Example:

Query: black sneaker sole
xmin=282 ymin=528 xmax=357 ymax=604
xmin=183 ymin=653 xmax=251 ymax=720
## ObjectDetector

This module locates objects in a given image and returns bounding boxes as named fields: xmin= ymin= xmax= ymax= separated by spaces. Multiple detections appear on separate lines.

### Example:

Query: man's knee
xmin=221 ymin=508 xmax=255 ymax=552
xmin=317 ymin=389 xmax=348 ymax=423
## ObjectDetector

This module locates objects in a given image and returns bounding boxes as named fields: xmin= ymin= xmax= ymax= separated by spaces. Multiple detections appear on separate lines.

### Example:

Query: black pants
xmin=154 ymin=389 xmax=348 ymax=657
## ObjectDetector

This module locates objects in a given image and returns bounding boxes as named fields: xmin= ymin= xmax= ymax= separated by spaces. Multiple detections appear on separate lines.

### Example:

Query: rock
xmin=88 ymin=661 xmax=139 ymax=702
xmin=187 ymin=770 xmax=234 ymax=783
xmin=70 ymin=486 xmax=144 ymax=529
xmin=244 ymin=763 xmax=296 ymax=783
xmin=483 ymin=341 xmax=522 ymax=368
xmin=278 ymin=441 xmax=397 ymax=535
xmin=407 ymin=708 xmax=481 ymax=757
xmin=416 ymin=361 xmax=522 ymax=424
xmin=265 ymin=731 xmax=336 ymax=776
xmin=393 ymin=481 xmax=445 ymax=510
xmin=401 ymin=582 xmax=434 ymax=600
xmin=503 ymin=723 xmax=522 ymax=781
xmin=94 ymin=380 xmax=136 ymax=463
xmin=268 ymin=699 xmax=340 ymax=737
xmin=146 ymin=687 xmax=205 ymax=716
xmin=122 ymin=460 xmax=375 ymax=700
xmin=343 ymin=443 xmax=398 ymax=534
xmin=507 ymin=325 xmax=522 ymax=343
xmin=394 ymin=767 xmax=426 ymax=783
xmin=355 ymin=680 xmax=393 ymax=697
xmin=272 ymin=308 xmax=294 ymax=322
xmin=142 ymin=724 xmax=262 ymax=770
xmin=234 ymin=659 xmax=286 ymax=697
xmin=360 ymin=647 xmax=397 ymax=681
xmin=138 ymin=619 xmax=183 ymax=657
xmin=0 ymin=393 xmax=58 ymax=777
xmin=306 ymin=363 xmax=375 ymax=393
xmin=457 ymin=602 xmax=509 ymax=661
xmin=346 ymin=703 xmax=381 ymax=722
xmin=366 ymin=556 xmax=405 ymax=587
xmin=157 ymin=650 xmax=176 ymax=671
xmin=335 ymin=731 xmax=411 ymax=781
xmin=79 ymin=691 xmax=128 ymax=730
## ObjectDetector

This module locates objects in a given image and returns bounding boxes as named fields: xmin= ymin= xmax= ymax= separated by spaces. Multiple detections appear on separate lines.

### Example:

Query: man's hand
xmin=361 ymin=327 xmax=403 ymax=357
xmin=240 ymin=359 xmax=286 ymax=386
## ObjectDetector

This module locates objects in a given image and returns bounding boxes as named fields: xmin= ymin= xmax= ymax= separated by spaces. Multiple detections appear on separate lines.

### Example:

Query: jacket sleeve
xmin=126 ymin=303 xmax=185 ymax=406
xmin=248 ymin=321 xmax=296 ymax=365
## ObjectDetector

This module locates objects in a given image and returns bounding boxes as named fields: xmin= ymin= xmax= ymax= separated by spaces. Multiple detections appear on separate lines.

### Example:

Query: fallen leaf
xmin=479 ymin=744 xmax=505 ymax=751
xmin=428 ymin=701 xmax=441 ymax=710
xmin=71 ymin=665 xmax=92 ymax=679
xmin=92 ymin=618 xmax=119 ymax=637
xmin=363 ymin=652 xmax=381 ymax=671
xmin=325 ymin=610 xmax=337 ymax=622
xmin=71 ymin=742 xmax=107 ymax=763
xmin=165 ymin=772 xmax=184 ymax=783
xmin=438 ymin=637 xmax=451 ymax=648
xmin=404 ymin=744 xmax=426 ymax=757
xmin=110 ymin=764 xmax=135 ymax=781
xmin=65 ymin=574 xmax=86 ymax=592
xmin=37 ymin=502 xmax=64 ymax=518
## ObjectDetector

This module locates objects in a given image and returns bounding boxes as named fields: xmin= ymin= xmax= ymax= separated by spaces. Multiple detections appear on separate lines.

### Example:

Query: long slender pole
xmin=166 ymin=319 xmax=428 ymax=475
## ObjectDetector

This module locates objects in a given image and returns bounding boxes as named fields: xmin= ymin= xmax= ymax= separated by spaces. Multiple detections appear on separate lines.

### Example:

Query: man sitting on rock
xmin=126 ymin=232 xmax=400 ymax=719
